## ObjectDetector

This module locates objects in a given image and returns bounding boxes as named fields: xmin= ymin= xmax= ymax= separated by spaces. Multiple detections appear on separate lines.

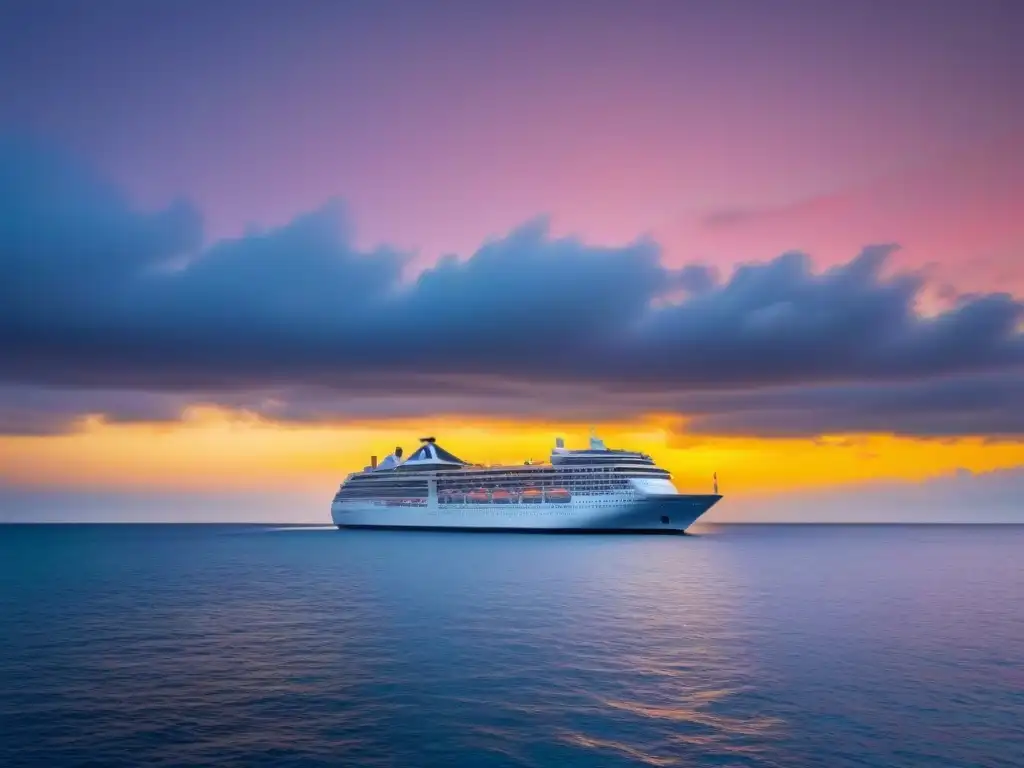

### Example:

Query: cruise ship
xmin=330 ymin=433 xmax=722 ymax=533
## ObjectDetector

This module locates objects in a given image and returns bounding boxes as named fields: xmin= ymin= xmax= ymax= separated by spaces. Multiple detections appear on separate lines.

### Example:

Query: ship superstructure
xmin=331 ymin=433 xmax=722 ymax=533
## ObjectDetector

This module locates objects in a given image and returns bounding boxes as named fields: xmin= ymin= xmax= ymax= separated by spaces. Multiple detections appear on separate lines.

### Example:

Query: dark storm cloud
xmin=0 ymin=386 xmax=193 ymax=436
xmin=674 ymin=371 xmax=1024 ymax=438
xmin=1 ymin=138 xmax=1022 ymax=436
xmin=0 ymin=379 xmax=670 ymax=436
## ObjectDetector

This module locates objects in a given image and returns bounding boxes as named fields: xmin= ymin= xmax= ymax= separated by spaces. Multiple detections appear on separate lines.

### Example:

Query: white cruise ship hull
xmin=331 ymin=494 xmax=721 ymax=534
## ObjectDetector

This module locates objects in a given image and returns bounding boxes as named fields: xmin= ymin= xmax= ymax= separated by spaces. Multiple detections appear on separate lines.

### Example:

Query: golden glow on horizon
xmin=1 ymin=407 xmax=1022 ymax=499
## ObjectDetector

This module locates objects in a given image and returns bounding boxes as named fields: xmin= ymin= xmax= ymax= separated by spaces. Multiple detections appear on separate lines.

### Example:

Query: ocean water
xmin=1 ymin=524 xmax=1021 ymax=768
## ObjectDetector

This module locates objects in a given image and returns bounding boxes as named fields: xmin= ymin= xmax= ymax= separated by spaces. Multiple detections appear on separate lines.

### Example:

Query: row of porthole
xmin=425 ymin=512 xmax=577 ymax=518
xmin=433 ymin=502 xmax=618 ymax=509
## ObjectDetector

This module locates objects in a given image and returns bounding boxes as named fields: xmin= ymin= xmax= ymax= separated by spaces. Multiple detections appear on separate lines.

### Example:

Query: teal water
xmin=1 ymin=524 xmax=1022 ymax=767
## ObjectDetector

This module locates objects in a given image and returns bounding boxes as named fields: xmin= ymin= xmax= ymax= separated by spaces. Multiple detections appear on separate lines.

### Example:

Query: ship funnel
xmin=370 ymin=455 xmax=378 ymax=469
xmin=395 ymin=446 xmax=403 ymax=458
xmin=555 ymin=437 xmax=565 ymax=449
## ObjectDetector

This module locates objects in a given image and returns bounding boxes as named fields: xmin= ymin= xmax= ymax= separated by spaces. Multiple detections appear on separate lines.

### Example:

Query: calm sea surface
xmin=1 ymin=524 xmax=1022 ymax=767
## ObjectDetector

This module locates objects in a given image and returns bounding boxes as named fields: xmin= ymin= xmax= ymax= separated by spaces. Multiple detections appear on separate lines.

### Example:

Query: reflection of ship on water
xmin=330 ymin=432 xmax=722 ymax=533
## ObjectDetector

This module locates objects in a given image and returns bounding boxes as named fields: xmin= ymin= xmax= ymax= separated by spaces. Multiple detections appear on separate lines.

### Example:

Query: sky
xmin=1 ymin=0 xmax=1022 ymax=522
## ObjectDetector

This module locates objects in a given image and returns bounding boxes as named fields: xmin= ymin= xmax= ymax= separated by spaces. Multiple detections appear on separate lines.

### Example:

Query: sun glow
xmin=2 ymin=408 xmax=1022 ymax=512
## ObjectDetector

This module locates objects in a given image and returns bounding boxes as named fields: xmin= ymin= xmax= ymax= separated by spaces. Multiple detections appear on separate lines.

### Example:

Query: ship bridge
xmin=549 ymin=432 xmax=655 ymax=467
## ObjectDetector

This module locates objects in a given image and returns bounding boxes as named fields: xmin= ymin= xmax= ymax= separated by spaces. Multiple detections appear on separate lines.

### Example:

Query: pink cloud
xmin=660 ymin=132 xmax=1024 ymax=296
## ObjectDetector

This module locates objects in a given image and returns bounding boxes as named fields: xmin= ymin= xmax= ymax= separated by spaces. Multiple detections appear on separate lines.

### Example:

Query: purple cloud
xmin=1 ymin=138 xmax=1022 ymax=437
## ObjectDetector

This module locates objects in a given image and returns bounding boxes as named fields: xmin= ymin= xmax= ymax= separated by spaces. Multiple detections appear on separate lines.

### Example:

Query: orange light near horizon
xmin=1 ymin=409 xmax=1022 ymax=508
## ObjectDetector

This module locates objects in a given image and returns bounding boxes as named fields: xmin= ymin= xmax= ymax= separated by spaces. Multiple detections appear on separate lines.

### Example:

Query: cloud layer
xmin=1 ymin=138 xmax=1022 ymax=437
xmin=722 ymin=465 xmax=1024 ymax=523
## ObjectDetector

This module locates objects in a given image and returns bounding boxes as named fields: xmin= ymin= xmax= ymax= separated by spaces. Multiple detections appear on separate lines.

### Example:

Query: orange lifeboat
xmin=521 ymin=488 xmax=542 ymax=503
xmin=545 ymin=487 xmax=571 ymax=503
xmin=467 ymin=488 xmax=489 ymax=503
xmin=491 ymin=489 xmax=511 ymax=504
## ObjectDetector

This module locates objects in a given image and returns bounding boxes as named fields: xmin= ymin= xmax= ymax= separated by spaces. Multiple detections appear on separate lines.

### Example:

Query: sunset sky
xmin=1 ymin=0 xmax=1022 ymax=522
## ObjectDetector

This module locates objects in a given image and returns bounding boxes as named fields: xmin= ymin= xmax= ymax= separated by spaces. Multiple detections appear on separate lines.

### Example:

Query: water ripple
xmin=1 ymin=524 xmax=1022 ymax=767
